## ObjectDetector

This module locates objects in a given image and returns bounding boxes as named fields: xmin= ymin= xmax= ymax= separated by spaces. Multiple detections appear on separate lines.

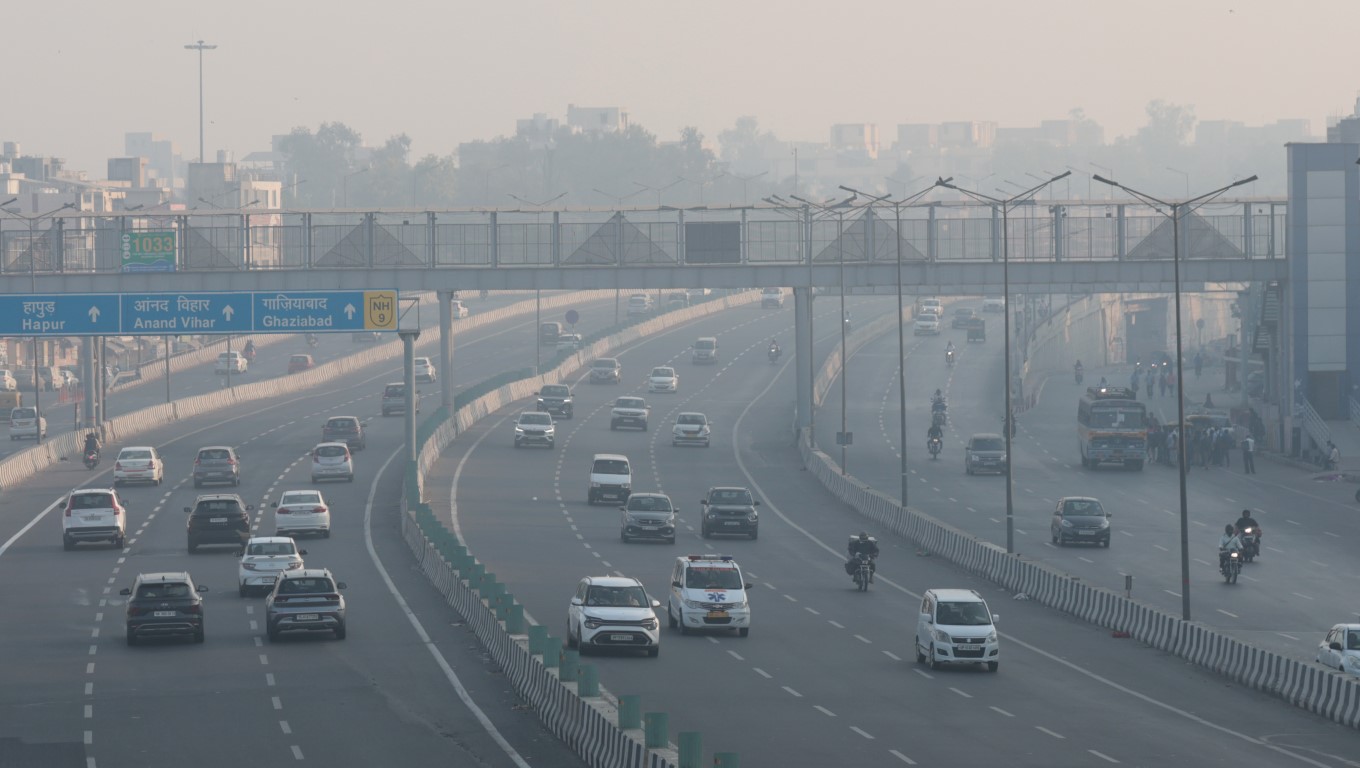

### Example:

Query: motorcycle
xmin=242 ymin=344 xmax=257 ymax=362
xmin=768 ymin=345 xmax=781 ymax=364
xmin=1075 ymin=368 xmax=1084 ymax=385
xmin=852 ymin=552 xmax=874 ymax=592
xmin=306 ymin=334 xmax=319 ymax=348
xmin=1237 ymin=526 xmax=1260 ymax=562
xmin=932 ymin=410 xmax=947 ymax=429
xmin=928 ymin=437 xmax=942 ymax=459
xmin=1220 ymin=549 xmax=1242 ymax=583
xmin=844 ymin=315 xmax=852 ymax=333
xmin=946 ymin=350 xmax=956 ymax=367
xmin=83 ymin=448 xmax=100 ymax=470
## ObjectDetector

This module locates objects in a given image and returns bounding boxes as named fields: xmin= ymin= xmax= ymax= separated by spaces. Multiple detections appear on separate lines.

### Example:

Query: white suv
xmin=215 ymin=351 xmax=248 ymax=374
xmin=567 ymin=575 xmax=661 ymax=657
xmin=915 ymin=588 xmax=1000 ymax=672
xmin=62 ymin=488 xmax=128 ymax=550
xmin=413 ymin=357 xmax=437 ymax=383
xmin=914 ymin=313 xmax=941 ymax=335
xmin=513 ymin=411 xmax=555 ymax=449
xmin=666 ymin=554 xmax=751 ymax=637
xmin=237 ymin=536 xmax=306 ymax=596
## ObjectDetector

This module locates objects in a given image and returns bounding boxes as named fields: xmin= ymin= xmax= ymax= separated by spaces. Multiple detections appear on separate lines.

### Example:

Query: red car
xmin=287 ymin=354 xmax=315 ymax=374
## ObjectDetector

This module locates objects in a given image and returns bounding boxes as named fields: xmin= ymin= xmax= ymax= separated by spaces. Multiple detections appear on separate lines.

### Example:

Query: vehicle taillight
xmin=64 ymin=503 xmax=73 ymax=517
xmin=276 ymin=507 xmax=291 ymax=515
xmin=113 ymin=506 xmax=122 ymax=516
xmin=114 ymin=462 xmax=123 ymax=471
xmin=127 ymin=606 xmax=147 ymax=617
xmin=227 ymin=458 xmax=237 ymax=465
xmin=286 ymin=562 xmax=303 ymax=570
xmin=184 ymin=603 xmax=202 ymax=615
xmin=242 ymin=562 xmax=258 ymax=571
xmin=194 ymin=458 xmax=200 ymax=466
xmin=313 ymin=507 xmax=326 ymax=514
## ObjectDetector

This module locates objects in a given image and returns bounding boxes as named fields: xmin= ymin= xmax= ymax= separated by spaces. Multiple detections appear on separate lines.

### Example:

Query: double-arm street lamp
xmin=839 ymin=180 xmax=950 ymax=508
xmin=592 ymin=187 xmax=645 ymax=208
xmin=506 ymin=192 xmax=569 ymax=372
xmin=935 ymin=171 xmax=1070 ymax=554
xmin=1093 ymin=172 xmax=1257 ymax=622
xmin=633 ymin=178 xmax=684 ymax=207
xmin=342 ymin=167 xmax=370 ymax=208
xmin=731 ymin=171 xmax=769 ymax=205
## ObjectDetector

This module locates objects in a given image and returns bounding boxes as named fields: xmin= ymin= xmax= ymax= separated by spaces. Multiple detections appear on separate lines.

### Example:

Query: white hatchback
xmin=1316 ymin=623 xmax=1360 ymax=677
xmin=215 ymin=351 xmax=248 ymax=374
xmin=273 ymin=490 xmax=332 ymax=538
xmin=310 ymin=442 xmax=354 ymax=483
xmin=413 ymin=356 xmax=437 ymax=383
xmin=647 ymin=366 xmax=678 ymax=393
xmin=114 ymin=446 xmax=165 ymax=486
xmin=450 ymin=300 xmax=470 ymax=319
xmin=237 ymin=536 xmax=306 ymax=596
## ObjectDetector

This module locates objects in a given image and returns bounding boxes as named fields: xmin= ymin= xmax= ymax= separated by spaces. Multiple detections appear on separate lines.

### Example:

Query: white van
xmin=918 ymin=297 xmax=943 ymax=317
xmin=915 ymin=588 xmax=1000 ymax=672
xmin=691 ymin=337 xmax=719 ymax=364
xmin=587 ymin=453 xmax=632 ymax=506
xmin=667 ymin=554 xmax=751 ymax=636
xmin=626 ymin=294 xmax=654 ymax=317
xmin=760 ymin=288 xmax=785 ymax=308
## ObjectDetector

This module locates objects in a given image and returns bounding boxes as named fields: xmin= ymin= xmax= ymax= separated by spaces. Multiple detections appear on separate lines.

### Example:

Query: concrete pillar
xmin=82 ymin=337 xmax=95 ymax=429
xmin=1116 ymin=205 xmax=1127 ymax=260
xmin=438 ymin=291 xmax=455 ymax=412
xmin=1242 ymin=202 xmax=1253 ymax=259
xmin=489 ymin=211 xmax=499 ymax=268
xmin=927 ymin=205 xmax=937 ymax=262
xmin=794 ymin=287 xmax=813 ymax=437
xmin=400 ymin=330 xmax=420 ymax=465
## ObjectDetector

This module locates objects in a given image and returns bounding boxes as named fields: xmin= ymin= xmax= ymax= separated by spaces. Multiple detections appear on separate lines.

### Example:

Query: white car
xmin=272 ymin=489 xmax=331 ymax=538
xmin=513 ymin=411 xmax=555 ymax=449
xmin=610 ymin=397 xmax=650 ymax=431
xmin=413 ymin=356 xmax=437 ymax=383
xmin=1316 ymin=624 xmax=1360 ymax=677
xmin=0 ymin=369 xmax=17 ymax=391
xmin=667 ymin=554 xmax=751 ymax=637
xmin=556 ymin=333 xmax=584 ymax=353
xmin=982 ymin=297 xmax=1005 ymax=313
xmin=215 ymin=351 xmax=248 ymax=374
xmin=915 ymin=588 xmax=1000 ymax=672
xmin=914 ymin=313 xmax=941 ymax=335
xmin=8 ymin=406 xmax=46 ymax=440
xmin=237 ymin=536 xmax=306 ymax=596
xmin=114 ymin=446 xmax=165 ymax=486
xmin=647 ymin=366 xmax=678 ymax=394
xmin=672 ymin=412 xmax=710 ymax=447
xmin=310 ymin=442 xmax=354 ymax=483
xmin=626 ymin=294 xmax=654 ymax=317
xmin=450 ymin=300 xmax=470 ymax=319
xmin=62 ymin=487 xmax=127 ymax=550
xmin=567 ymin=575 xmax=660 ymax=657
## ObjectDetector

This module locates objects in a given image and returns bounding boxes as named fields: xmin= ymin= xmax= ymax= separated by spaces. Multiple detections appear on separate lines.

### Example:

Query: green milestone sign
xmin=121 ymin=231 xmax=177 ymax=272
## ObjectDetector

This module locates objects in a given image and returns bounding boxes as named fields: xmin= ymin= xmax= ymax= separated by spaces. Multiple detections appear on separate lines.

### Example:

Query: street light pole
xmin=342 ymin=167 xmax=370 ymax=208
xmin=1166 ymin=167 xmax=1190 ymax=198
xmin=183 ymin=40 xmax=218 ymax=163
xmin=840 ymin=180 xmax=949 ymax=509
xmin=936 ymin=172 xmax=1071 ymax=554
xmin=1094 ymin=172 xmax=1257 ymax=622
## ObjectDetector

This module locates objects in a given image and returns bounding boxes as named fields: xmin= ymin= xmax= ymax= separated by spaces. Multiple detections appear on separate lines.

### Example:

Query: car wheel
xmin=234 ymin=477 xmax=241 ymax=487
xmin=610 ymin=422 xmax=617 ymax=431
xmin=587 ymin=491 xmax=595 ymax=506
xmin=115 ymin=535 xmax=125 ymax=549
xmin=513 ymin=440 xmax=521 ymax=449
xmin=1050 ymin=531 xmax=1058 ymax=544
xmin=1057 ymin=535 xmax=1065 ymax=547
xmin=928 ymin=645 xmax=942 ymax=670
xmin=1101 ymin=539 xmax=1110 ymax=548
xmin=194 ymin=627 xmax=205 ymax=644
xmin=749 ymin=527 xmax=758 ymax=541
xmin=667 ymin=604 xmax=678 ymax=628
xmin=267 ymin=625 xmax=280 ymax=642
xmin=738 ymin=628 xmax=750 ymax=638
xmin=668 ymin=536 xmax=676 ymax=545
xmin=323 ymin=529 xmax=331 ymax=539
xmin=987 ymin=661 xmax=999 ymax=673
xmin=915 ymin=641 xmax=926 ymax=663
xmin=310 ymin=477 xmax=318 ymax=483
xmin=647 ymin=646 xmax=659 ymax=658
xmin=620 ymin=530 xmax=629 ymax=543
xmin=347 ymin=475 xmax=354 ymax=483
xmin=701 ymin=524 xmax=710 ymax=539
xmin=334 ymin=623 xmax=346 ymax=640
xmin=643 ymin=423 xmax=649 ymax=432
xmin=113 ymin=479 xmax=122 ymax=488
xmin=63 ymin=537 xmax=74 ymax=551
xmin=567 ymin=623 xmax=579 ymax=649
xmin=239 ymin=584 xmax=249 ymax=598
xmin=126 ymin=628 xmax=137 ymax=646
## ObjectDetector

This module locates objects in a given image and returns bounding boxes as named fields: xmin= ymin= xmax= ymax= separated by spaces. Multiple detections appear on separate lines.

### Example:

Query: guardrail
xmin=1298 ymin=397 xmax=1332 ymax=456
xmin=1350 ymin=395 xmax=1360 ymax=431
xmin=399 ymin=291 xmax=762 ymax=768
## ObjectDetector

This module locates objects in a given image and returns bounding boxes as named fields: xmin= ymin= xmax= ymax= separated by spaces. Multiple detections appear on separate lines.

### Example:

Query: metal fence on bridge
xmin=0 ymin=200 xmax=1287 ymax=275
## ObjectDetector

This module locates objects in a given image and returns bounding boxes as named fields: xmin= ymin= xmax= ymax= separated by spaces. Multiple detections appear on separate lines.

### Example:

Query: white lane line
xmin=84 ymin=705 xmax=92 ymax=718
xmin=889 ymin=749 xmax=917 ymax=765
xmin=1216 ymin=609 xmax=1239 ymax=619
xmin=1089 ymin=749 xmax=1120 ymax=763
xmin=727 ymin=650 xmax=744 ymax=661
xmin=272 ymin=696 xmax=283 ymax=710
xmin=813 ymin=705 xmax=836 ymax=717
xmin=1163 ymin=590 xmax=1181 ymax=598
xmin=883 ymin=651 xmax=901 ymax=661
xmin=265 ymin=673 xmax=275 ymax=687
xmin=291 ymin=745 xmax=304 ymax=760
xmin=804 ymin=607 xmax=820 ymax=615
xmin=1291 ymin=592 xmax=1315 ymax=601
xmin=1286 ymin=519 xmax=1300 ymax=526
xmin=1277 ymin=632 xmax=1300 ymax=641
xmin=912 ymin=669 xmax=933 ymax=680
xmin=1036 ymin=726 xmax=1065 ymax=739
xmin=1153 ymin=544 xmax=1169 ymax=552
xmin=989 ymin=706 xmax=1014 ymax=717
xmin=949 ymin=687 xmax=972 ymax=699
xmin=828 ymin=620 xmax=845 ymax=629
xmin=279 ymin=721 xmax=292 ymax=735
xmin=782 ymin=686 xmax=802 ymax=697
xmin=854 ymin=634 xmax=872 ymax=644
xmin=783 ymin=594 xmax=798 ymax=602
xmin=850 ymin=726 xmax=875 ymax=739
xmin=84 ymin=731 xmax=92 ymax=745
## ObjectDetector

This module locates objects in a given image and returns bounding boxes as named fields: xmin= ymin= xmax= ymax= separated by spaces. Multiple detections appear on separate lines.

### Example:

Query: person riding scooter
xmin=945 ymin=340 xmax=956 ymax=366
xmin=305 ymin=332 xmax=319 ymax=348
xmin=1074 ymin=359 xmax=1084 ymax=385
xmin=927 ymin=423 xmax=944 ymax=458
xmin=768 ymin=339 xmax=781 ymax=362
xmin=1234 ymin=509 xmax=1262 ymax=559
xmin=845 ymin=531 xmax=879 ymax=580
xmin=242 ymin=339 xmax=257 ymax=361
xmin=83 ymin=431 xmax=101 ymax=460
xmin=1218 ymin=523 xmax=1243 ymax=572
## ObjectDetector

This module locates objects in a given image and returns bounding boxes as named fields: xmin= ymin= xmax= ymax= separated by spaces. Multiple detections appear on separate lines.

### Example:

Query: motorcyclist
xmin=927 ymin=423 xmax=944 ymax=454
xmin=1234 ymin=509 xmax=1262 ymax=554
xmin=1218 ymin=523 xmax=1243 ymax=571
xmin=243 ymin=339 xmax=257 ymax=359
xmin=945 ymin=341 xmax=956 ymax=365
xmin=845 ymin=531 xmax=879 ymax=579
xmin=83 ymin=431 xmax=101 ymax=458
xmin=769 ymin=338 xmax=780 ymax=356
xmin=305 ymin=332 xmax=319 ymax=347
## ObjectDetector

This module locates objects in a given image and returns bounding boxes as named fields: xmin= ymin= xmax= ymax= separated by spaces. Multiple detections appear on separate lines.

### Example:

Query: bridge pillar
xmin=82 ymin=337 xmax=95 ymax=429
xmin=990 ymin=205 xmax=1000 ymax=262
xmin=794 ymin=287 xmax=813 ymax=437
xmin=489 ymin=211 xmax=499 ymax=268
xmin=438 ymin=291 xmax=455 ymax=412
xmin=1242 ymin=203 xmax=1253 ymax=259
xmin=1116 ymin=205 xmax=1127 ymax=260
xmin=927 ymin=205 xmax=937 ymax=262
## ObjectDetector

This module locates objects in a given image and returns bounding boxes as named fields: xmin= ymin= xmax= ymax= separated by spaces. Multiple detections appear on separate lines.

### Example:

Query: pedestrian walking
xmin=1241 ymin=434 xmax=1256 ymax=474
xmin=1194 ymin=351 xmax=1203 ymax=378
xmin=1159 ymin=370 xmax=1169 ymax=397
xmin=1146 ymin=373 xmax=1154 ymax=399
xmin=1199 ymin=430 xmax=1212 ymax=469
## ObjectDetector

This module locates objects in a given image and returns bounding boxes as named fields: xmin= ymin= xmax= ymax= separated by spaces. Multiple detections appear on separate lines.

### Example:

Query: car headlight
xmin=535 ymin=398 xmax=545 ymax=405
xmin=620 ymin=483 xmax=630 ymax=490
xmin=986 ymin=631 xmax=997 ymax=643
xmin=1061 ymin=519 xmax=1074 ymax=528
xmin=1098 ymin=519 xmax=1110 ymax=529
xmin=932 ymin=629 xmax=952 ymax=643
xmin=583 ymin=617 xmax=604 ymax=629
xmin=699 ymin=427 xmax=710 ymax=435
xmin=1000 ymin=454 xmax=1008 ymax=462
xmin=641 ymin=618 xmax=658 ymax=630
xmin=545 ymin=426 xmax=555 ymax=434
xmin=514 ymin=426 xmax=525 ymax=433
xmin=683 ymin=599 xmax=705 ymax=609
xmin=591 ymin=482 xmax=602 ymax=488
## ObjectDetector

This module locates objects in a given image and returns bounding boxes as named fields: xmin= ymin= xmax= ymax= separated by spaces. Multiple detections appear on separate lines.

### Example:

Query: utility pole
xmin=184 ymin=40 xmax=218 ymax=163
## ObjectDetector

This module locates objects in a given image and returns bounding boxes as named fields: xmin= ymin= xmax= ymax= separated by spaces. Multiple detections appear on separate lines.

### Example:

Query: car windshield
xmin=327 ymin=419 xmax=356 ymax=430
xmin=586 ymin=585 xmax=648 ymax=607
xmin=1063 ymin=500 xmax=1105 ymax=517
xmin=247 ymin=542 xmax=296 ymax=556
xmin=592 ymin=359 xmax=618 ymax=369
xmin=120 ymin=449 xmax=152 ymax=460
xmin=72 ymin=493 xmax=115 ymax=509
xmin=1090 ymin=407 xmax=1145 ymax=429
xmin=541 ymin=386 xmax=569 ymax=397
xmin=198 ymin=449 xmax=231 ymax=461
xmin=710 ymin=489 xmax=753 ymax=505
xmin=135 ymin=582 xmax=190 ymax=600
xmin=685 ymin=567 xmax=744 ymax=590
xmin=12 ymin=408 xmax=35 ymax=419
xmin=415 ymin=358 xmax=430 ymax=366
xmin=1348 ymin=630 xmax=1360 ymax=651
xmin=971 ymin=438 xmax=1005 ymax=451
xmin=937 ymin=602 xmax=993 ymax=626
xmin=651 ymin=368 xmax=674 ymax=377
xmin=627 ymin=496 xmax=672 ymax=512
xmin=678 ymin=414 xmax=706 ymax=426
xmin=280 ymin=577 xmax=334 ymax=594
xmin=281 ymin=492 xmax=322 ymax=506
xmin=291 ymin=355 xmax=309 ymax=363
xmin=196 ymin=500 xmax=242 ymax=514
xmin=316 ymin=446 xmax=348 ymax=458
xmin=695 ymin=340 xmax=715 ymax=350
xmin=617 ymin=398 xmax=644 ymax=408
xmin=384 ymin=385 xmax=405 ymax=396
xmin=520 ymin=413 xmax=552 ymax=425
xmin=593 ymin=460 xmax=629 ymax=475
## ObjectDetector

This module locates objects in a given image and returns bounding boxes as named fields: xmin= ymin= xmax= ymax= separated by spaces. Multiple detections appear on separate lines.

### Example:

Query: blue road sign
xmin=0 ymin=294 xmax=121 ymax=336
xmin=122 ymin=293 xmax=253 ymax=334
xmin=254 ymin=290 xmax=397 ymax=332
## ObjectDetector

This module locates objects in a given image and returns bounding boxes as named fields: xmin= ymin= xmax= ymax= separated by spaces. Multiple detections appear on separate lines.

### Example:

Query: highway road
xmin=0 ymin=291 xmax=629 ymax=767
xmin=818 ymin=299 xmax=1360 ymax=665
xmin=444 ymin=295 xmax=1360 ymax=767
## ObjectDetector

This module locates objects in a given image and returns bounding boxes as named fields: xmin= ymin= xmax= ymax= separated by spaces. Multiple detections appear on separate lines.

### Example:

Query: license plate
xmin=957 ymin=643 xmax=982 ymax=651
xmin=1078 ymin=530 xmax=1094 ymax=535
xmin=261 ymin=576 xmax=276 ymax=583
xmin=724 ymin=521 xmax=741 ymax=526
xmin=296 ymin=613 xmax=320 ymax=621
xmin=153 ymin=611 xmax=176 ymax=617
xmin=609 ymin=634 xmax=632 ymax=641
xmin=706 ymin=611 xmax=728 ymax=619
xmin=210 ymin=517 xmax=227 ymax=523
xmin=83 ymin=515 xmax=102 ymax=522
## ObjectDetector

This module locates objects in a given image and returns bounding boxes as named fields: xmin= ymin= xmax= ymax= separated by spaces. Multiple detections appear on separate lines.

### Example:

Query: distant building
xmin=567 ymin=104 xmax=629 ymax=134
xmin=830 ymin=124 xmax=879 ymax=161
xmin=939 ymin=121 xmax=997 ymax=150
xmin=125 ymin=132 xmax=184 ymax=190
xmin=1201 ymin=119 xmax=1313 ymax=146
xmin=516 ymin=113 xmax=560 ymax=149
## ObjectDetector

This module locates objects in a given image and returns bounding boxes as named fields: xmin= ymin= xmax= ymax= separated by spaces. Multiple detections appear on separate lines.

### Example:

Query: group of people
xmin=1145 ymin=418 xmax=1256 ymax=474
xmin=1218 ymin=509 xmax=1263 ymax=568
xmin=1130 ymin=363 xmax=1176 ymax=400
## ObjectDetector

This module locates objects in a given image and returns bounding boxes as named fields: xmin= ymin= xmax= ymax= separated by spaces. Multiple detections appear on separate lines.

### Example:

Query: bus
xmin=1077 ymin=386 xmax=1147 ymax=470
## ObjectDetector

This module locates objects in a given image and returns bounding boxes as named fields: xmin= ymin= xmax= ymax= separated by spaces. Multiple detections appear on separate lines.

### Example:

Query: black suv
xmin=120 ymin=571 xmax=208 ymax=645
xmin=322 ymin=415 xmax=366 ymax=450
xmin=381 ymin=382 xmax=418 ymax=417
xmin=193 ymin=445 xmax=242 ymax=488
xmin=536 ymin=384 xmax=574 ymax=419
xmin=185 ymin=494 xmax=253 ymax=553
xmin=965 ymin=434 xmax=1008 ymax=475
xmin=700 ymin=486 xmax=761 ymax=540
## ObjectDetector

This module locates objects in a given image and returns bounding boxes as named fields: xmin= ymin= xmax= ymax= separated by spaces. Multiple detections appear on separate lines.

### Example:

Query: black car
xmin=1050 ymin=496 xmax=1111 ymax=547
xmin=536 ymin=384 xmax=574 ymax=419
xmin=700 ymin=486 xmax=761 ymax=540
xmin=120 ymin=572 xmax=208 ymax=645
xmin=193 ymin=445 xmax=242 ymax=487
xmin=951 ymin=307 xmax=977 ymax=329
xmin=186 ymin=494 xmax=254 ymax=553
xmin=322 ymin=415 xmax=367 ymax=450
xmin=381 ymin=382 xmax=418 ymax=417
xmin=965 ymin=434 xmax=1007 ymax=475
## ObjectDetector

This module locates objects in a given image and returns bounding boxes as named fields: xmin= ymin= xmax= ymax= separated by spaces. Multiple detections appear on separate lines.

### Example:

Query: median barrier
xmin=395 ymin=292 xmax=762 ymax=767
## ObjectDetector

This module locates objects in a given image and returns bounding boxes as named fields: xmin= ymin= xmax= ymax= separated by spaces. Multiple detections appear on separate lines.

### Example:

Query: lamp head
xmin=1092 ymin=174 xmax=1116 ymax=187
xmin=1052 ymin=171 xmax=1072 ymax=182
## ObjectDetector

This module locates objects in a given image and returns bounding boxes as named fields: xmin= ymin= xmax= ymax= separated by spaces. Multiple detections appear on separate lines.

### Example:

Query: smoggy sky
xmin=6 ymin=0 xmax=1358 ymax=175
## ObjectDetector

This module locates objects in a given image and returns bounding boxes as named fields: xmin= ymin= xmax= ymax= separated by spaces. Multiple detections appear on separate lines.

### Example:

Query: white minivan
xmin=915 ymin=588 xmax=1000 ymax=672
xmin=667 ymin=554 xmax=751 ymax=637
xmin=587 ymin=453 xmax=632 ymax=506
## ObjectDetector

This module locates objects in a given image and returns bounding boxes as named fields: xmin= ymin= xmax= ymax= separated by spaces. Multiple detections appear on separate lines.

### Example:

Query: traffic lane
xmin=736 ymin=360 xmax=1360 ymax=767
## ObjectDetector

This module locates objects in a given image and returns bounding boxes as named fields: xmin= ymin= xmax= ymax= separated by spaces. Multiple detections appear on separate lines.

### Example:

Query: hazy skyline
xmin=7 ymin=0 xmax=1359 ymax=177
